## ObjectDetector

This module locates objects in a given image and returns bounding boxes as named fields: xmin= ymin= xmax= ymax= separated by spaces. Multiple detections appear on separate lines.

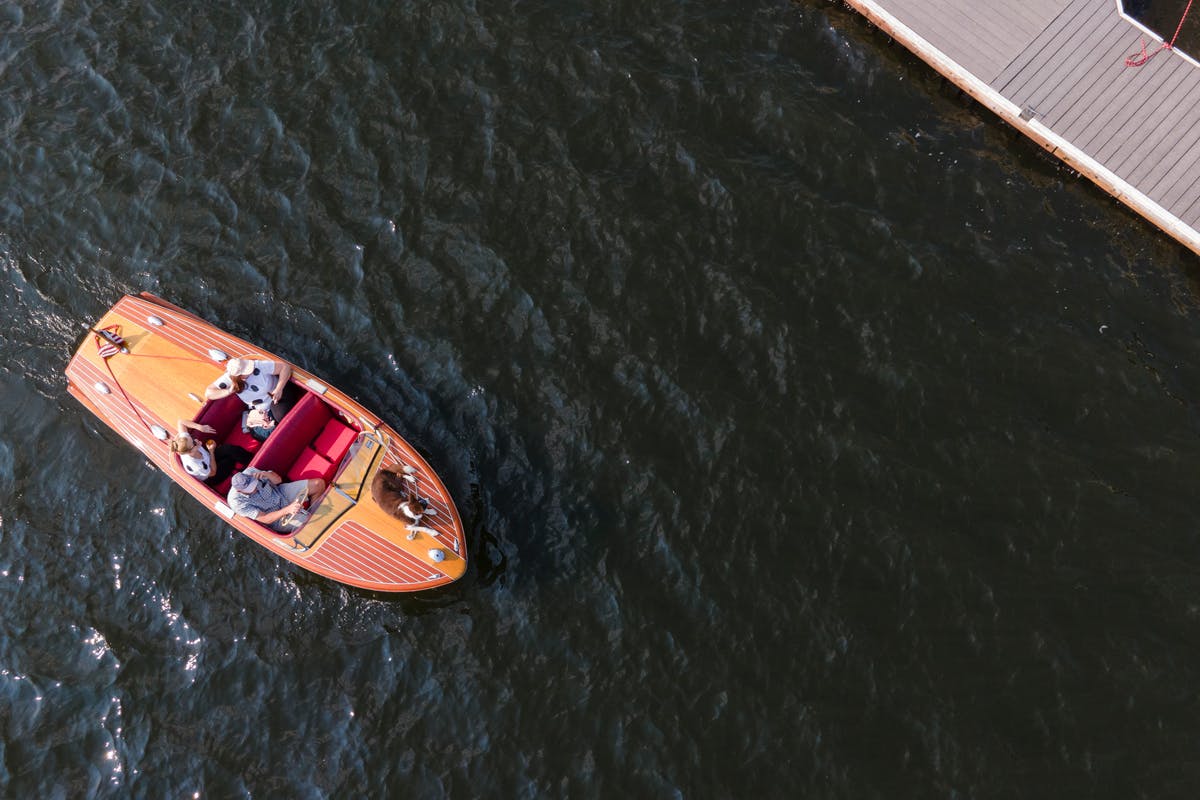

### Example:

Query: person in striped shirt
xmin=226 ymin=467 xmax=325 ymax=532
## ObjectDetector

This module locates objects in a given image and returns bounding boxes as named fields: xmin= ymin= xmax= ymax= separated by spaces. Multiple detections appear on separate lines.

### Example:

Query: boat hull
xmin=65 ymin=293 xmax=467 ymax=593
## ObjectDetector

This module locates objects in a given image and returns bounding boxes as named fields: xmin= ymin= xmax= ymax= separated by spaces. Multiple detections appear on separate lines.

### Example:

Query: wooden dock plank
xmin=1048 ymin=23 xmax=1174 ymax=140
xmin=1009 ymin=8 xmax=1200 ymax=225
xmin=1183 ymin=189 xmax=1200 ymax=230
xmin=842 ymin=0 xmax=1200 ymax=256
xmin=994 ymin=0 xmax=1095 ymax=92
xmin=1014 ymin=14 xmax=1126 ymax=117
xmin=1122 ymin=78 xmax=1200 ymax=191
xmin=991 ymin=1 xmax=1083 ymax=89
xmin=882 ymin=0 xmax=1020 ymax=81
xmin=1180 ymin=190 xmax=1200 ymax=230
xmin=1154 ymin=141 xmax=1200 ymax=213
xmin=1084 ymin=55 xmax=1188 ymax=163
xmin=997 ymin=0 xmax=1052 ymax=32
xmin=1057 ymin=51 xmax=1172 ymax=149
xmin=1106 ymin=63 xmax=1200 ymax=183
xmin=884 ymin=0 xmax=1076 ymax=84
xmin=994 ymin=0 xmax=1102 ymax=103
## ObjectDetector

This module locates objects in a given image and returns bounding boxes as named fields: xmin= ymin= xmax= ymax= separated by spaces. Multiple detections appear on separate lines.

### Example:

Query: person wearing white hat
xmin=205 ymin=356 xmax=293 ymax=419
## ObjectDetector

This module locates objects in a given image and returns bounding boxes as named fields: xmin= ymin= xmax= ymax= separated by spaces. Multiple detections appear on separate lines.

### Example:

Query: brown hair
xmin=169 ymin=435 xmax=194 ymax=454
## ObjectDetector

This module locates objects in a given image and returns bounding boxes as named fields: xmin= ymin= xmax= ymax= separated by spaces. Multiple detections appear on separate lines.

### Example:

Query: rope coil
xmin=1126 ymin=0 xmax=1195 ymax=67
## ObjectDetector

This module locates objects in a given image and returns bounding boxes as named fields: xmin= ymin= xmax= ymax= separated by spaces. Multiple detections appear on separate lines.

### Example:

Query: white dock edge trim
xmin=1028 ymin=117 xmax=1200 ymax=252
xmin=851 ymin=1 xmax=1023 ymax=117
xmin=304 ymin=378 xmax=328 ymax=394
xmin=851 ymin=0 xmax=1200 ymax=256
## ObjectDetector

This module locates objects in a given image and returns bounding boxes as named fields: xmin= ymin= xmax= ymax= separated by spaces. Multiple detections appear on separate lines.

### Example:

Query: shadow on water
xmin=465 ymin=474 xmax=508 ymax=589
xmin=302 ymin=578 xmax=466 ymax=616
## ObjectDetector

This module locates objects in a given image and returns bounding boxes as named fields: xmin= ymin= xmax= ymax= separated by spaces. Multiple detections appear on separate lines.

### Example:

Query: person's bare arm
xmin=253 ymin=500 xmax=304 ymax=526
xmin=203 ymin=442 xmax=217 ymax=479
xmin=271 ymin=362 xmax=292 ymax=401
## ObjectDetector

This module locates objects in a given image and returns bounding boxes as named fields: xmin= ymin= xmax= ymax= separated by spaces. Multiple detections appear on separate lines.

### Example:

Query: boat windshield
xmin=292 ymin=429 xmax=389 ymax=549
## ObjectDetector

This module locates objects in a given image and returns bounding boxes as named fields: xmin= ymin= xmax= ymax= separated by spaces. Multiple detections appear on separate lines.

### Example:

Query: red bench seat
xmin=190 ymin=394 xmax=263 ymax=495
xmin=246 ymin=392 xmax=359 ymax=486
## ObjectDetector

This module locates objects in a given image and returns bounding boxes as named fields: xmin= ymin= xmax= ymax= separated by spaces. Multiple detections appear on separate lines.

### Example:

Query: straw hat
xmin=226 ymin=357 xmax=254 ymax=376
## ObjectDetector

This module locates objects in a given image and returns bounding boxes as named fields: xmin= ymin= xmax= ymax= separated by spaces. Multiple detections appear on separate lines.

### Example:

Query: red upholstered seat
xmin=243 ymin=391 xmax=362 ymax=488
xmin=313 ymin=419 xmax=357 ymax=462
xmin=192 ymin=394 xmax=263 ymax=457
xmin=288 ymin=448 xmax=333 ymax=483
xmin=249 ymin=392 xmax=332 ymax=475
xmin=225 ymin=428 xmax=262 ymax=454
xmin=194 ymin=394 xmax=246 ymax=440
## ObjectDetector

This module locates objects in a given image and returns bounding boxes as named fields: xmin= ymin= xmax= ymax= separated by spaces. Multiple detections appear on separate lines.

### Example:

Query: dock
xmin=842 ymin=0 xmax=1200 ymax=257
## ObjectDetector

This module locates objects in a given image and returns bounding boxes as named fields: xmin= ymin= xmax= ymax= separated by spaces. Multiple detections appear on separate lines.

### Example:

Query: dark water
xmin=1129 ymin=1 xmax=1200 ymax=56
xmin=4 ymin=0 xmax=1200 ymax=796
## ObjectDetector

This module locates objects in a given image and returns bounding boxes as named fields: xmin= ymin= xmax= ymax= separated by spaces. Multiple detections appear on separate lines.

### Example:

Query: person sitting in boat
xmin=226 ymin=467 xmax=325 ymax=533
xmin=241 ymin=407 xmax=276 ymax=441
xmin=170 ymin=420 xmax=251 ymax=488
xmin=205 ymin=357 xmax=295 ymax=421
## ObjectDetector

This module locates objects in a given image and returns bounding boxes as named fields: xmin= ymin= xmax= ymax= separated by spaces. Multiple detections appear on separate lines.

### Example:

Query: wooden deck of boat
xmin=66 ymin=294 xmax=466 ymax=592
xmin=844 ymin=0 xmax=1200 ymax=255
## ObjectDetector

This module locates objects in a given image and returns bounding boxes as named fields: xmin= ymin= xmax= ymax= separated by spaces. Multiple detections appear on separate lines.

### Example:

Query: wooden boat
xmin=65 ymin=293 xmax=467 ymax=593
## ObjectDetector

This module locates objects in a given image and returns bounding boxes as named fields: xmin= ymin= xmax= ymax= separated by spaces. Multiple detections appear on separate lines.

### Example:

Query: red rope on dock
xmin=1126 ymin=0 xmax=1195 ymax=67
